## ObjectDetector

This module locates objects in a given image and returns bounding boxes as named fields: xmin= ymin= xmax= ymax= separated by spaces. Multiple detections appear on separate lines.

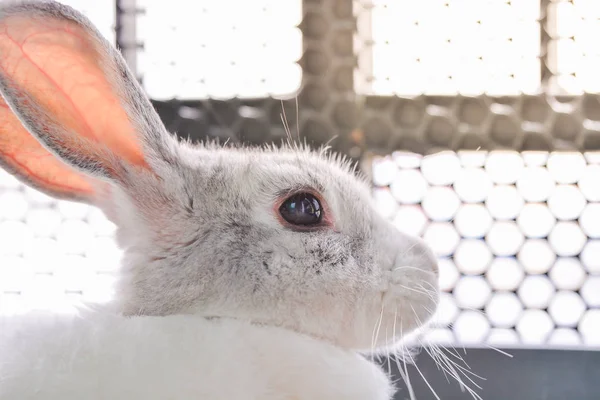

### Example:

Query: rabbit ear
xmin=0 ymin=1 xmax=171 ymax=203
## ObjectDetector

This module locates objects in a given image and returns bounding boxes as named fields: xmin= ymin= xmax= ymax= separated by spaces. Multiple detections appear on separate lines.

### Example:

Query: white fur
xmin=0 ymin=308 xmax=393 ymax=400
xmin=0 ymin=2 xmax=440 ymax=399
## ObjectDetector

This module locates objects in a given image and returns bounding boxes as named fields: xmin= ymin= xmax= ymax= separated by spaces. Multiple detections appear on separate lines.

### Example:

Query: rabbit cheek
xmin=375 ymin=272 xmax=438 ymax=348
xmin=348 ymin=217 xmax=440 ymax=350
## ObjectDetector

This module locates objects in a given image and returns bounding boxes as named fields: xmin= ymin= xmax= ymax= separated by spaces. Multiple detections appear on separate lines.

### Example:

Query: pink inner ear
xmin=0 ymin=13 xmax=148 ymax=198
xmin=0 ymin=96 xmax=95 ymax=197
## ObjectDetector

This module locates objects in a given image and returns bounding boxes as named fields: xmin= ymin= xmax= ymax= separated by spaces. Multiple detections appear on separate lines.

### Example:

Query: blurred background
xmin=1 ymin=0 xmax=600 ymax=399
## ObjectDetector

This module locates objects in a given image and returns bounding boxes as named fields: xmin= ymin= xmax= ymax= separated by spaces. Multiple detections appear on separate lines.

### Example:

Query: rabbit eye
xmin=279 ymin=193 xmax=323 ymax=226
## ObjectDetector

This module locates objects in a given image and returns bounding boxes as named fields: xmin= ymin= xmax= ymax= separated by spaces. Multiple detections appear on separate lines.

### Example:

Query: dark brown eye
xmin=279 ymin=193 xmax=323 ymax=226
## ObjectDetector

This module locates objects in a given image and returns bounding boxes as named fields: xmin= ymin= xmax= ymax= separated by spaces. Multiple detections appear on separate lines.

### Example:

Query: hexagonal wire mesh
xmin=127 ymin=0 xmax=363 ymax=157
xmin=371 ymin=150 xmax=600 ymax=348
xmin=0 ymin=0 xmax=600 ymax=351
xmin=131 ymin=0 xmax=600 ymax=155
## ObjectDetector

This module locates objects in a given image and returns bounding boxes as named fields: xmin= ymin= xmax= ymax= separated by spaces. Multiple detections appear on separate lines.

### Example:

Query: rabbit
xmin=0 ymin=1 xmax=439 ymax=399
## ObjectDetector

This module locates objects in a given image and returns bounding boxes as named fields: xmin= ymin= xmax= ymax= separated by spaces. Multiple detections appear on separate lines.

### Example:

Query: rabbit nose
xmin=395 ymin=234 xmax=439 ymax=277
xmin=373 ymin=214 xmax=439 ymax=276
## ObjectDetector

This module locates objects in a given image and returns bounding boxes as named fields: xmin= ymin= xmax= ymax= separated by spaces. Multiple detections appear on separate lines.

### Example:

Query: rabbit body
xmin=0 ymin=309 xmax=393 ymax=400
xmin=0 ymin=1 xmax=439 ymax=399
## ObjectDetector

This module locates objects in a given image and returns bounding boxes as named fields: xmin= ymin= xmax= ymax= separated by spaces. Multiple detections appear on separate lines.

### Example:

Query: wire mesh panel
xmin=137 ymin=0 xmax=302 ymax=100
xmin=355 ymin=0 xmax=541 ymax=96
xmin=352 ymin=0 xmax=600 ymax=155
xmin=132 ymin=0 xmax=345 ymax=153
xmin=129 ymin=0 xmax=365 ymax=158
xmin=0 ymin=170 xmax=119 ymax=314
xmin=371 ymin=150 xmax=600 ymax=348
xmin=547 ymin=0 xmax=600 ymax=94
xmin=355 ymin=0 xmax=600 ymax=96
xmin=124 ymin=0 xmax=600 ymax=156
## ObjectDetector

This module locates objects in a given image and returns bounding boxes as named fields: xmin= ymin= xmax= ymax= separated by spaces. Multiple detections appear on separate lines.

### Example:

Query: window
xmin=137 ymin=0 xmax=303 ymax=100
xmin=355 ymin=0 xmax=600 ymax=96
xmin=355 ymin=0 xmax=541 ymax=96
xmin=547 ymin=0 xmax=600 ymax=94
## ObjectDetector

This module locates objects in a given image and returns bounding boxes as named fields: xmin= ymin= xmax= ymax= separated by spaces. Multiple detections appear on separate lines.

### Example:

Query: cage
xmin=1 ymin=1 xmax=600 ymax=399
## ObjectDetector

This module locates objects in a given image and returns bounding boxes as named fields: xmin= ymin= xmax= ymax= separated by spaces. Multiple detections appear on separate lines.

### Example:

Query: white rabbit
xmin=0 ymin=1 xmax=439 ymax=399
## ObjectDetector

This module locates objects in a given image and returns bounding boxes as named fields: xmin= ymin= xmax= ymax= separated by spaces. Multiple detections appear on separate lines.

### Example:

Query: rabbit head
xmin=0 ymin=1 xmax=438 ymax=351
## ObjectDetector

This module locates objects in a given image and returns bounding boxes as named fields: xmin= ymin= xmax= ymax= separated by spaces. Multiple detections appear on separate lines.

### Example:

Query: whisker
xmin=371 ymin=304 xmax=385 ymax=355
xmin=392 ymin=306 xmax=399 ymax=342
xmin=419 ymin=281 xmax=440 ymax=297
xmin=412 ymin=305 xmax=484 ymax=400
xmin=420 ymin=280 xmax=438 ymax=291
xmin=399 ymin=284 xmax=432 ymax=298
xmin=424 ymin=344 xmax=484 ymax=398
xmin=280 ymin=113 xmax=292 ymax=145
xmin=385 ymin=316 xmax=392 ymax=378
xmin=280 ymin=100 xmax=293 ymax=146
xmin=431 ymin=347 xmax=484 ymax=399
xmin=426 ymin=344 xmax=465 ymax=388
xmin=415 ymin=284 xmax=438 ymax=302
xmin=395 ymin=318 xmax=417 ymax=400
xmin=444 ymin=357 xmax=486 ymax=382
xmin=295 ymin=96 xmax=300 ymax=142
xmin=395 ymin=353 xmax=417 ymax=400
xmin=323 ymin=134 xmax=339 ymax=148
xmin=405 ymin=345 xmax=441 ymax=400
xmin=459 ymin=306 xmax=489 ymax=318
xmin=425 ymin=346 xmax=452 ymax=385
xmin=393 ymin=265 xmax=433 ymax=273
xmin=429 ymin=332 xmax=473 ymax=372
xmin=428 ymin=341 xmax=485 ymax=381
xmin=484 ymin=344 xmax=514 ymax=358
xmin=432 ymin=339 xmax=472 ymax=369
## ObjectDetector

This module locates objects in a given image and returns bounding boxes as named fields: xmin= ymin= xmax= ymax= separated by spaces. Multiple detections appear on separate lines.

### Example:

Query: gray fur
xmin=0 ymin=1 xmax=439 ymax=350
